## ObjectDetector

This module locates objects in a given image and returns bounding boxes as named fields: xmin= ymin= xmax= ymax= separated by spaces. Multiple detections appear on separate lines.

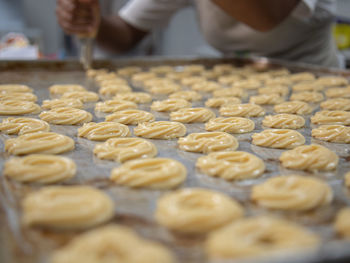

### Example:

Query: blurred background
xmin=1 ymin=0 xmax=350 ymax=65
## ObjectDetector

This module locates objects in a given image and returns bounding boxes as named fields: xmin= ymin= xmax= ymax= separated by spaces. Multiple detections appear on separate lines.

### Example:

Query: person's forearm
xmin=96 ymin=15 xmax=148 ymax=53
xmin=211 ymin=0 xmax=301 ymax=32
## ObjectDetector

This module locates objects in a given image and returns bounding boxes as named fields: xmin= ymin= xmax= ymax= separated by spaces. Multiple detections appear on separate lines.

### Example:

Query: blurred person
xmin=56 ymin=0 xmax=339 ymax=67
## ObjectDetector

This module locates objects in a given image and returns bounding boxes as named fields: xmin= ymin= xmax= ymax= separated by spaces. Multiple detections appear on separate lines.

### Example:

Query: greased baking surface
xmin=1 ymin=60 xmax=350 ymax=263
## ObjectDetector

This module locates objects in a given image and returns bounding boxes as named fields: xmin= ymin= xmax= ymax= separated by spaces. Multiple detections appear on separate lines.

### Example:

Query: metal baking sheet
xmin=0 ymin=57 xmax=350 ymax=263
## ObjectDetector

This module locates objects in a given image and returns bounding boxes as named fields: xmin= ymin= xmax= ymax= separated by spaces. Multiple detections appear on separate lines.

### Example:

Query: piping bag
xmin=76 ymin=0 xmax=99 ymax=70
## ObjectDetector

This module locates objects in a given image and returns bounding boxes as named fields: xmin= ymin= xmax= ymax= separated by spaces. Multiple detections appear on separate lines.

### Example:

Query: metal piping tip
xmin=80 ymin=37 xmax=93 ymax=70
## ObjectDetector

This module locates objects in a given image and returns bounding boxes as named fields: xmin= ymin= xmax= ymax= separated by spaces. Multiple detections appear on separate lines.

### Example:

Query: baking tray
xmin=0 ymin=56 xmax=350 ymax=263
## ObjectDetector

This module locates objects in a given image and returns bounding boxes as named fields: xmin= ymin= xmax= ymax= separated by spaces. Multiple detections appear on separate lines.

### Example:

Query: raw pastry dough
xmin=312 ymin=125 xmax=350 ymax=143
xmin=200 ymin=69 xmax=220 ymax=79
xmin=182 ymin=64 xmax=205 ymax=73
xmin=22 ymin=186 xmax=114 ymax=229
xmin=262 ymin=114 xmax=305 ymax=129
xmin=114 ymin=92 xmax=152 ymax=104
xmin=4 ymin=154 xmax=76 ymax=183
xmin=290 ymin=91 xmax=324 ymax=103
xmin=249 ymin=94 xmax=284 ymax=105
xmin=0 ymin=100 xmax=41 ymax=115
xmin=105 ymin=109 xmax=155 ymax=125
xmin=252 ymin=129 xmax=305 ymax=149
xmin=150 ymin=98 xmax=191 ymax=112
xmin=0 ymin=92 xmax=37 ymax=102
xmin=178 ymin=132 xmax=238 ymax=153
xmin=320 ymin=98 xmax=350 ymax=111
xmin=280 ymin=144 xmax=339 ymax=171
xmin=292 ymin=82 xmax=323 ymax=92
xmin=217 ymin=75 xmax=242 ymax=85
xmin=116 ymin=66 xmax=142 ymax=77
xmin=191 ymin=81 xmax=221 ymax=92
xmin=155 ymin=188 xmax=243 ymax=233
xmin=205 ymin=117 xmax=255 ymax=133
xmin=49 ymin=84 xmax=86 ymax=95
xmin=233 ymin=79 xmax=261 ymax=90
xmin=98 ymin=77 xmax=127 ymax=86
xmin=111 ymin=158 xmax=186 ymax=189
xmin=265 ymin=76 xmax=292 ymax=86
xmin=94 ymin=137 xmax=157 ymax=162
xmin=251 ymin=175 xmax=333 ymax=211
xmin=258 ymin=85 xmax=289 ymax=96
xmin=325 ymin=87 xmax=350 ymax=98
xmin=78 ymin=122 xmax=130 ymax=141
xmin=149 ymin=65 xmax=174 ymax=74
xmin=213 ymin=63 xmax=234 ymax=74
xmin=206 ymin=216 xmax=320 ymax=260
xmin=166 ymin=71 xmax=191 ymax=81
xmin=213 ymin=87 xmax=245 ymax=98
xmin=0 ymin=84 xmax=32 ymax=93
xmin=95 ymin=99 xmax=137 ymax=113
xmin=180 ymin=76 xmax=207 ymax=86
xmin=274 ymin=101 xmax=312 ymax=115
xmin=39 ymin=107 xmax=92 ymax=125
xmin=290 ymin=72 xmax=316 ymax=82
xmin=220 ymin=104 xmax=265 ymax=117
xmin=50 ymin=224 xmax=175 ymax=263
xmin=196 ymin=151 xmax=264 ymax=180
xmin=5 ymin=132 xmax=74 ymax=155
xmin=148 ymin=83 xmax=181 ymax=95
xmin=134 ymin=121 xmax=186 ymax=139
xmin=131 ymin=72 xmax=157 ymax=83
xmin=334 ymin=208 xmax=350 ymax=238
xmin=170 ymin=107 xmax=215 ymax=123
xmin=42 ymin=98 xmax=83 ymax=110
xmin=98 ymin=84 xmax=131 ymax=96
xmin=315 ymin=76 xmax=348 ymax=87
xmin=311 ymin=110 xmax=350 ymax=125
xmin=205 ymin=97 xmax=241 ymax=108
xmin=268 ymin=68 xmax=291 ymax=77
xmin=61 ymin=91 xmax=99 ymax=103
xmin=0 ymin=117 xmax=50 ymax=135
xmin=169 ymin=90 xmax=202 ymax=101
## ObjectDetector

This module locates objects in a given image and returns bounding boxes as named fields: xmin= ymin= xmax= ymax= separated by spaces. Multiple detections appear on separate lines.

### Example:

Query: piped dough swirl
xmin=0 ymin=100 xmax=41 ymax=115
xmin=220 ymin=104 xmax=265 ymax=117
xmin=206 ymin=216 xmax=320 ymax=260
xmin=39 ymin=107 xmax=92 ymax=125
xmin=251 ymin=175 xmax=333 ymax=211
xmin=178 ymin=132 xmax=238 ymax=153
xmin=205 ymin=117 xmax=255 ymax=133
xmin=94 ymin=137 xmax=157 ymax=162
xmin=262 ymin=114 xmax=305 ymax=129
xmin=78 ymin=122 xmax=130 ymax=141
xmin=5 ymin=132 xmax=74 ymax=155
xmin=111 ymin=158 xmax=186 ymax=189
xmin=170 ymin=107 xmax=215 ymax=123
xmin=4 ymin=154 xmax=76 ymax=184
xmin=274 ymin=101 xmax=312 ymax=115
xmin=196 ymin=151 xmax=265 ymax=180
xmin=252 ymin=129 xmax=305 ymax=149
xmin=151 ymin=98 xmax=191 ymax=112
xmin=311 ymin=110 xmax=350 ymax=125
xmin=312 ymin=125 xmax=350 ymax=143
xmin=42 ymin=98 xmax=83 ymax=110
xmin=279 ymin=144 xmax=339 ymax=171
xmin=95 ymin=99 xmax=137 ymax=113
xmin=105 ymin=109 xmax=155 ymax=125
xmin=0 ymin=117 xmax=50 ymax=135
xmin=155 ymin=188 xmax=243 ymax=233
xmin=50 ymin=224 xmax=175 ymax=263
xmin=22 ymin=186 xmax=114 ymax=229
xmin=134 ymin=121 xmax=186 ymax=139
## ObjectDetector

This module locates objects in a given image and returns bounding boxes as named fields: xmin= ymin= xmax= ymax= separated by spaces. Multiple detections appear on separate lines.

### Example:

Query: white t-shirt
xmin=119 ymin=0 xmax=339 ymax=67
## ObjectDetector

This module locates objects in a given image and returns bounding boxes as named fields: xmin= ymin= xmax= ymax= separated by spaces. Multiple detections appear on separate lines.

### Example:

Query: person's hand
xmin=56 ymin=0 xmax=101 ymax=37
